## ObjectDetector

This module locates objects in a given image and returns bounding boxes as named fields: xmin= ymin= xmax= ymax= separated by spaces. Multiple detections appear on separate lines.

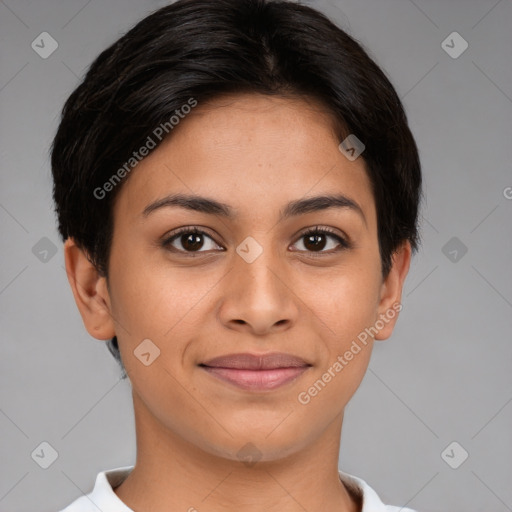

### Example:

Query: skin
xmin=64 ymin=93 xmax=411 ymax=512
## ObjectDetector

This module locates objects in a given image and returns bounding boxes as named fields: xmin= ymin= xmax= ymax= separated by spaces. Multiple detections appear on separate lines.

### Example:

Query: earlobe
xmin=374 ymin=241 xmax=412 ymax=341
xmin=63 ymin=238 xmax=116 ymax=341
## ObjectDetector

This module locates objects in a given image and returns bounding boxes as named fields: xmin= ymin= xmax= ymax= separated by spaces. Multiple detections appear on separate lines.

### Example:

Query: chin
xmin=201 ymin=427 xmax=312 ymax=465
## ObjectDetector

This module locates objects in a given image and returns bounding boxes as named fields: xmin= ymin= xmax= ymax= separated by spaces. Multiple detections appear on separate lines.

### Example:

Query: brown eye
xmin=292 ymin=226 xmax=350 ymax=255
xmin=180 ymin=232 xmax=205 ymax=251
xmin=162 ymin=227 xmax=223 ymax=254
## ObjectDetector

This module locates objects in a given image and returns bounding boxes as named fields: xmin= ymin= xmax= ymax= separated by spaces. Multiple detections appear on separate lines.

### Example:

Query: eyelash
xmin=161 ymin=225 xmax=350 ymax=258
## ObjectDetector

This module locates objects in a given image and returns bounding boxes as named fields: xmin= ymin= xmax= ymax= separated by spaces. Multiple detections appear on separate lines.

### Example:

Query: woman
xmin=52 ymin=0 xmax=421 ymax=510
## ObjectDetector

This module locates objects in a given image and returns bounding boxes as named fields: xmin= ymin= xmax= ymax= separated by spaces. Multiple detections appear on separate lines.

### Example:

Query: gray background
xmin=0 ymin=0 xmax=511 ymax=511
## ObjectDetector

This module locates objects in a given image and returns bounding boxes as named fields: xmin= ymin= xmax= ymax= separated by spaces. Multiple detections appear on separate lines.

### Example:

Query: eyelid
xmin=295 ymin=225 xmax=349 ymax=243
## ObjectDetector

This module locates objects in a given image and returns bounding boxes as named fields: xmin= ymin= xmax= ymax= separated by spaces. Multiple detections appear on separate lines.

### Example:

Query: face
xmin=66 ymin=93 xmax=410 ymax=463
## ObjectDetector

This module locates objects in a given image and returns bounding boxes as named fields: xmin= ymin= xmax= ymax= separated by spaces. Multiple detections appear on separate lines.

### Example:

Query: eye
xmin=161 ymin=225 xmax=350 ymax=257
xmin=291 ymin=226 xmax=350 ymax=256
xmin=161 ymin=227 xmax=223 ymax=255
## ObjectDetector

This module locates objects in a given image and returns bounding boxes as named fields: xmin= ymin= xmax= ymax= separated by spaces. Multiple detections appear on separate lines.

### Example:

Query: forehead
xmin=113 ymin=93 xmax=376 ymax=227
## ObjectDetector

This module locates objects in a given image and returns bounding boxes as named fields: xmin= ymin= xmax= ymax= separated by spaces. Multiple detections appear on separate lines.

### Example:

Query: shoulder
xmin=338 ymin=469 xmax=418 ymax=512
xmin=58 ymin=466 xmax=134 ymax=512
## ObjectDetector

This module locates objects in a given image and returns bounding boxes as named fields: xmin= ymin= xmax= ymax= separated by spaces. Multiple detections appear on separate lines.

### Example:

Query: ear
xmin=374 ymin=241 xmax=412 ymax=341
xmin=63 ymin=237 xmax=116 ymax=340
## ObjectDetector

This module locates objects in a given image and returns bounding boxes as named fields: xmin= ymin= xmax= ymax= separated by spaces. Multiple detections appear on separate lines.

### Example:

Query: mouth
xmin=199 ymin=352 xmax=312 ymax=391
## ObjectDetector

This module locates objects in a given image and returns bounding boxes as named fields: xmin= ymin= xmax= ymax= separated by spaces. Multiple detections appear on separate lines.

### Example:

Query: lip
xmin=199 ymin=352 xmax=311 ymax=391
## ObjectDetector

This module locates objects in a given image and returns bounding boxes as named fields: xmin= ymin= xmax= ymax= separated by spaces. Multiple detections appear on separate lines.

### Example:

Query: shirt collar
xmin=86 ymin=465 xmax=399 ymax=512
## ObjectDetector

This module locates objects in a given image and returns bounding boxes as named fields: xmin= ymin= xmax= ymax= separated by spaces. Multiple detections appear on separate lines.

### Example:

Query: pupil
xmin=183 ymin=233 xmax=203 ymax=251
xmin=305 ymin=233 xmax=325 ymax=251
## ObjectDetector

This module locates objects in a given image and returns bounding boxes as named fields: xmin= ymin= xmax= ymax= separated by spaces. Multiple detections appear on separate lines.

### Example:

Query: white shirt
xmin=59 ymin=466 xmax=418 ymax=512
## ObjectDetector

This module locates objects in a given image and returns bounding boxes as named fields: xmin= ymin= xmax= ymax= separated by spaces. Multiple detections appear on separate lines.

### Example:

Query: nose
xmin=217 ymin=240 xmax=299 ymax=336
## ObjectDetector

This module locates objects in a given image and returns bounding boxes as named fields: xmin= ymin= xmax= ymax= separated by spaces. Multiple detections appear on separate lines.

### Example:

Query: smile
xmin=200 ymin=366 xmax=310 ymax=391
xmin=199 ymin=352 xmax=311 ymax=391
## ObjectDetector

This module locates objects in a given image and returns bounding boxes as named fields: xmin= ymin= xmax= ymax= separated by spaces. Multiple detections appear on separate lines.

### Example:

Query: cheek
xmin=107 ymin=249 xmax=232 ymax=383
xmin=294 ymin=271 xmax=379 ymax=420
xmin=303 ymin=264 xmax=382 ymax=341
xmin=109 ymin=266 xmax=201 ymax=340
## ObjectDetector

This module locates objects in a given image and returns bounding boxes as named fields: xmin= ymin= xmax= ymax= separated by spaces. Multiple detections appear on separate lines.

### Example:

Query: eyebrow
xmin=142 ymin=193 xmax=366 ymax=225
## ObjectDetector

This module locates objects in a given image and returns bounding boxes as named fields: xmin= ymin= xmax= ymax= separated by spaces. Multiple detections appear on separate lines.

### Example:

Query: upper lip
xmin=200 ymin=352 xmax=311 ymax=370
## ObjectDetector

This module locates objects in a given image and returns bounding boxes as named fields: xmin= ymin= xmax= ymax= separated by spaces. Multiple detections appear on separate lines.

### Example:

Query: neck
xmin=114 ymin=390 xmax=361 ymax=512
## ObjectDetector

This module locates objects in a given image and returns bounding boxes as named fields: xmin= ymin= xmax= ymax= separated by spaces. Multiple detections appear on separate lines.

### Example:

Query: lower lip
xmin=201 ymin=366 xmax=309 ymax=391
